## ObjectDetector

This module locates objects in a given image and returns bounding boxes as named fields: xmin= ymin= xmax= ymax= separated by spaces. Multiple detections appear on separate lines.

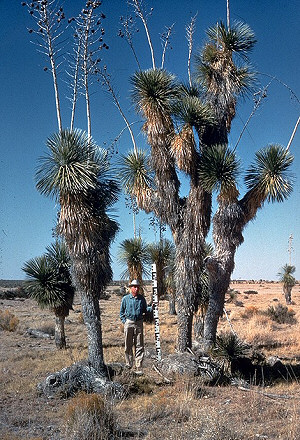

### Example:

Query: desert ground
xmin=0 ymin=280 xmax=299 ymax=440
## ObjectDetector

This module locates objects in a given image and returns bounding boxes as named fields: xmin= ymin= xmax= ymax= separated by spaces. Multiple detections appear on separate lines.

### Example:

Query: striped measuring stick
xmin=151 ymin=263 xmax=162 ymax=361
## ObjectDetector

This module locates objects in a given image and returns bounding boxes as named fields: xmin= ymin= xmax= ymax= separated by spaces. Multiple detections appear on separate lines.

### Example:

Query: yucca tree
xmin=35 ymin=129 xmax=119 ymax=374
xmin=128 ymin=69 xmax=211 ymax=350
xmin=278 ymin=264 xmax=296 ymax=304
xmin=120 ymin=20 xmax=261 ymax=352
xmin=22 ymin=240 xmax=75 ymax=349
xmin=118 ymin=236 xmax=151 ymax=285
xmin=148 ymin=238 xmax=175 ymax=300
xmin=201 ymin=144 xmax=294 ymax=347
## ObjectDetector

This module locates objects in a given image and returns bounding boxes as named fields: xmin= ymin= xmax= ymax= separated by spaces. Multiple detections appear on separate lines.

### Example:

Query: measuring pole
xmin=151 ymin=263 xmax=162 ymax=361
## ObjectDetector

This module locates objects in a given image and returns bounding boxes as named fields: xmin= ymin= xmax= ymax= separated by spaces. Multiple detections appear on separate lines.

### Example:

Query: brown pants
xmin=124 ymin=319 xmax=144 ymax=368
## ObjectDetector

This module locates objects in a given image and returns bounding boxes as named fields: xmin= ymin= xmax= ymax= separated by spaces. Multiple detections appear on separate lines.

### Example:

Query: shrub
xmin=244 ymin=290 xmax=258 ymax=295
xmin=63 ymin=392 xmax=118 ymax=440
xmin=0 ymin=310 xmax=19 ymax=331
xmin=266 ymin=303 xmax=297 ymax=324
xmin=226 ymin=289 xmax=239 ymax=302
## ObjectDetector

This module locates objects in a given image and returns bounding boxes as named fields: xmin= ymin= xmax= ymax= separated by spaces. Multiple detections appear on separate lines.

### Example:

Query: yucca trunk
xmin=177 ymin=307 xmax=193 ymax=351
xmin=81 ymin=292 xmax=106 ymax=375
xmin=174 ymin=183 xmax=211 ymax=351
xmin=168 ymin=292 xmax=176 ymax=315
xmin=203 ymin=197 xmax=249 ymax=347
xmin=54 ymin=315 xmax=66 ymax=349
xmin=203 ymin=259 xmax=233 ymax=347
xmin=175 ymin=249 xmax=197 ymax=351
xmin=283 ymin=285 xmax=292 ymax=304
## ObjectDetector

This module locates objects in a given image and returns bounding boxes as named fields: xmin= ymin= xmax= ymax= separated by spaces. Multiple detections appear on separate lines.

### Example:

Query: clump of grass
xmin=63 ymin=392 xmax=118 ymax=440
xmin=136 ymin=382 xmax=192 ymax=424
xmin=0 ymin=310 xmax=19 ymax=331
xmin=265 ymin=303 xmax=297 ymax=324
xmin=240 ymin=315 xmax=276 ymax=349
xmin=240 ymin=305 xmax=259 ymax=319
xmin=118 ymin=374 xmax=155 ymax=395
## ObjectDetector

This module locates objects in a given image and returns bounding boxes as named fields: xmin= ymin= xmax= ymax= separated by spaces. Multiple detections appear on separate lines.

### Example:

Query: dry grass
xmin=63 ymin=393 xmax=117 ymax=440
xmin=0 ymin=281 xmax=299 ymax=439
xmin=0 ymin=309 xmax=19 ymax=331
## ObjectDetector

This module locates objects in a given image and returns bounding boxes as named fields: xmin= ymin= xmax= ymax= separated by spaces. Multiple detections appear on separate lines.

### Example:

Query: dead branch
xmin=119 ymin=15 xmax=141 ymax=70
xmin=186 ymin=13 xmax=197 ymax=88
xmin=26 ymin=328 xmax=53 ymax=339
xmin=99 ymin=68 xmax=139 ymax=155
xmin=161 ymin=24 xmax=174 ymax=69
xmin=69 ymin=31 xmax=83 ymax=132
xmin=286 ymin=115 xmax=300 ymax=151
xmin=238 ymin=386 xmax=300 ymax=401
xmin=234 ymin=81 xmax=272 ymax=152
xmin=152 ymin=363 xmax=172 ymax=383
xmin=130 ymin=0 xmax=156 ymax=69
xmin=25 ymin=0 xmax=65 ymax=131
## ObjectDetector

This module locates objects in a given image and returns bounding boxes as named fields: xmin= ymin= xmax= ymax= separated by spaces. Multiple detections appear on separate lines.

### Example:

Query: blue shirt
xmin=120 ymin=293 xmax=148 ymax=324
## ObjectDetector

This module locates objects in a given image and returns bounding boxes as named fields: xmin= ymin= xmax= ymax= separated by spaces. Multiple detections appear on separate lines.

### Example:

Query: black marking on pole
xmin=152 ymin=263 xmax=162 ymax=361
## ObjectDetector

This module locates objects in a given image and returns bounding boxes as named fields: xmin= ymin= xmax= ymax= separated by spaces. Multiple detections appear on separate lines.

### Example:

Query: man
xmin=120 ymin=279 xmax=149 ymax=373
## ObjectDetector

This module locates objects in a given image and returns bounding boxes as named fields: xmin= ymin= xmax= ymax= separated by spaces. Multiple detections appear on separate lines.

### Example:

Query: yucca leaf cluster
xmin=23 ymin=240 xmax=75 ymax=312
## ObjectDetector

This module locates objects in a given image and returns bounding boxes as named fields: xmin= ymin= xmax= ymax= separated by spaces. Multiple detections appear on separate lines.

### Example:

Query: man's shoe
xmin=135 ymin=369 xmax=143 ymax=376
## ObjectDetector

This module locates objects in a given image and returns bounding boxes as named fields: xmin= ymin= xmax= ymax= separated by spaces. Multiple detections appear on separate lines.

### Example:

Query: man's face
xmin=131 ymin=285 xmax=139 ymax=297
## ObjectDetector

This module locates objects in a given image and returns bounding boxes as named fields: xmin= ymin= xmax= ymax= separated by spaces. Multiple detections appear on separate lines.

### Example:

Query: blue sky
xmin=0 ymin=0 xmax=299 ymax=281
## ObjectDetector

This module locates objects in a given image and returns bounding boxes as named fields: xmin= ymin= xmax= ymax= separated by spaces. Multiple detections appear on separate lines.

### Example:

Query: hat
xmin=129 ymin=279 xmax=140 ymax=287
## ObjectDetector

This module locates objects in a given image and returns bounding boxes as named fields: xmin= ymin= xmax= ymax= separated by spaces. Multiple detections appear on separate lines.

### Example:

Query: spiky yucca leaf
xmin=178 ymin=83 xmax=201 ymax=98
xmin=245 ymin=145 xmax=294 ymax=202
xmin=36 ymin=129 xmax=106 ymax=199
xmin=172 ymin=96 xmax=215 ymax=129
xmin=198 ymin=145 xmax=240 ymax=194
xmin=46 ymin=240 xmax=71 ymax=270
xmin=22 ymin=255 xmax=73 ymax=310
xmin=277 ymin=264 xmax=296 ymax=288
xmin=148 ymin=239 xmax=175 ymax=266
xmin=118 ymin=237 xmax=151 ymax=280
xmin=131 ymin=69 xmax=179 ymax=115
xmin=118 ymin=149 xmax=153 ymax=195
xmin=215 ymin=332 xmax=249 ymax=361
xmin=201 ymin=43 xmax=219 ymax=64
xmin=45 ymin=240 xmax=75 ymax=310
xmin=206 ymin=21 xmax=256 ymax=56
